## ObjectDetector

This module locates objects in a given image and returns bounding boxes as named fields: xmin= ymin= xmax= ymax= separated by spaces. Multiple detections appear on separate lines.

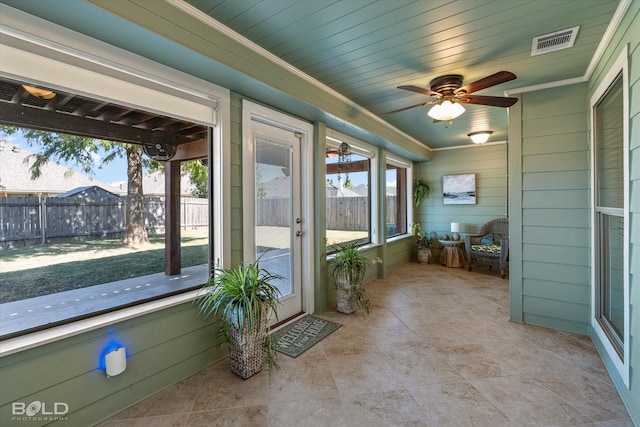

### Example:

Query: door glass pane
xmin=596 ymin=76 xmax=623 ymax=208
xmin=599 ymin=213 xmax=624 ymax=341
xmin=255 ymin=139 xmax=292 ymax=297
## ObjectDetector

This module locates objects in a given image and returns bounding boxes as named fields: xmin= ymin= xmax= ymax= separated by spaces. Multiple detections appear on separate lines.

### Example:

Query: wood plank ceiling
xmin=184 ymin=0 xmax=621 ymax=148
xmin=0 ymin=0 xmax=623 ymax=149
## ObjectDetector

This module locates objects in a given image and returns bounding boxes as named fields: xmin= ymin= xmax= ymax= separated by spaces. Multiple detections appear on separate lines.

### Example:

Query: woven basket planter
xmin=335 ymin=273 xmax=356 ymax=314
xmin=227 ymin=304 xmax=269 ymax=379
xmin=417 ymin=248 xmax=432 ymax=264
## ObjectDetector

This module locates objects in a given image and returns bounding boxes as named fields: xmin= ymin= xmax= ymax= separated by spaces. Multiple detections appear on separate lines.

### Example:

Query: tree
xmin=1 ymin=126 xmax=150 ymax=247
xmin=123 ymin=144 xmax=149 ymax=246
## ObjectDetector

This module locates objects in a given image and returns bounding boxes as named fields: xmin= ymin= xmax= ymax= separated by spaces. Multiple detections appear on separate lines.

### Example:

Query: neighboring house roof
xmin=111 ymin=171 xmax=199 ymax=197
xmin=325 ymin=180 xmax=363 ymax=198
xmin=53 ymin=185 xmax=120 ymax=199
xmin=0 ymin=142 xmax=125 ymax=196
xmin=261 ymin=176 xmax=291 ymax=199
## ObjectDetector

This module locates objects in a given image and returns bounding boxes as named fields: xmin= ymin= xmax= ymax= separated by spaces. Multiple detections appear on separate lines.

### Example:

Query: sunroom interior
xmin=0 ymin=1 xmax=638 ymax=425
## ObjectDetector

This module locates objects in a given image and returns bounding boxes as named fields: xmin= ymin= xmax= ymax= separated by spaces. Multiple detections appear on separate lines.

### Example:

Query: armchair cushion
xmin=472 ymin=244 xmax=501 ymax=254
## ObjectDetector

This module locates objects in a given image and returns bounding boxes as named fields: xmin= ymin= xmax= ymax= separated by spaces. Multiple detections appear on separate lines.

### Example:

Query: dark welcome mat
xmin=272 ymin=315 xmax=342 ymax=358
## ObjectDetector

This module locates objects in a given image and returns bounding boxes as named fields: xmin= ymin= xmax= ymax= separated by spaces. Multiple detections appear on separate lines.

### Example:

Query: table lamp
xmin=451 ymin=223 xmax=462 ymax=241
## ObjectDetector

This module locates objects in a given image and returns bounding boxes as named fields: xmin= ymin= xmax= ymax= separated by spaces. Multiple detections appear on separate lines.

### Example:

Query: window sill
xmin=0 ymin=265 xmax=208 ymax=357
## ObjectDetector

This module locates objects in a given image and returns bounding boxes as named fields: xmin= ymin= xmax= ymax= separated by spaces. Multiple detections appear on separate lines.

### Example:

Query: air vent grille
xmin=531 ymin=26 xmax=580 ymax=56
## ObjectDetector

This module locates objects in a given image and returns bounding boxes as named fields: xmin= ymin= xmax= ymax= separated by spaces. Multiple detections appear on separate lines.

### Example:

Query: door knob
xmin=296 ymin=230 xmax=304 ymax=237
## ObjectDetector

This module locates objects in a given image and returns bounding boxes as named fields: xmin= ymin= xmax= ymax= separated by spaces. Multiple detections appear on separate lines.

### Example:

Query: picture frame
xmin=442 ymin=173 xmax=476 ymax=204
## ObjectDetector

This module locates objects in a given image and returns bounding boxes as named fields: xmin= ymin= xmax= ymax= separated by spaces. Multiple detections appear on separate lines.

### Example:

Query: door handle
xmin=296 ymin=230 xmax=304 ymax=237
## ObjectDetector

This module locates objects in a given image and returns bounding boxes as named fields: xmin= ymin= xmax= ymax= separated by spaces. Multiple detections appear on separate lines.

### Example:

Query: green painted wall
xmin=0 ymin=303 xmax=223 ymax=426
xmin=587 ymin=2 xmax=640 ymax=424
xmin=3 ymin=0 xmax=636 ymax=424
xmin=509 ymin=82 xmax=591 ymax=334
xmin=229 ymin=93 xmax=245 ymax=267
xmin=414 ymin=144 xmax=508 ymax=260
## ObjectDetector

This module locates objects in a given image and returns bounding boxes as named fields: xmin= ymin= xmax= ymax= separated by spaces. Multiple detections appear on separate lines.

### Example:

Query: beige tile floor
xmin=98 ymin=263 xmax=633 ymax=427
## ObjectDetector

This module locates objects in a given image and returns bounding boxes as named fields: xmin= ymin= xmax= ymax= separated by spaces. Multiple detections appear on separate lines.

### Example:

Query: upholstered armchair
xmin=464 ymin=218 xmax=509 ymax=278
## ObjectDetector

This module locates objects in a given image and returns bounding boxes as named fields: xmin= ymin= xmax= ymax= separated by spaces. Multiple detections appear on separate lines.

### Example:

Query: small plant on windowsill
xmin=412 ymin=223 xmax=435 ymax=264
xmin=331 ymin=243 xmax=381 ymax=315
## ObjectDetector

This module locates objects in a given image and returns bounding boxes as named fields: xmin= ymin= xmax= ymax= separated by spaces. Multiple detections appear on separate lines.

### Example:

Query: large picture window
xmin=385 ymin=157 xmax=411 ymax=237
xmin=325 ymin=131 xmax=377 ymax=249
xmin=0 ymin=77 xmax=215 ymax=339
xmin=0 ymin=29 xmax=229 ymax=349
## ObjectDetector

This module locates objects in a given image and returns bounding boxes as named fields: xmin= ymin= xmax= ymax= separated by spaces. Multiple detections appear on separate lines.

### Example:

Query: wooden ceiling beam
xmin=171 ymin=138 xmax=207 ymax=161
xmin=0 ymin=102 xmax=193 ymax=147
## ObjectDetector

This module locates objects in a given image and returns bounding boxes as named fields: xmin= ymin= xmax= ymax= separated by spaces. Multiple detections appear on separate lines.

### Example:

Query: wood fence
xmin=0 ymin=196 xmax=208 ymax=248
xmin=258 ymin=196 xmax=397 ymax=231
xmin=2 ymin=195 xmax=397 ymax=248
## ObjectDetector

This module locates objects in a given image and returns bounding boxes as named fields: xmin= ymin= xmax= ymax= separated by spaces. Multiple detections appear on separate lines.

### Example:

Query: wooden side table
xmin=438 ymin=240 xmax=467 ymax=268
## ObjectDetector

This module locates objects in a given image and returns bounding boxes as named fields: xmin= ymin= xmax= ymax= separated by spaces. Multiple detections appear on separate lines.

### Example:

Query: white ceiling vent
xmin=531 ymin=26 xmax=580 ymax=56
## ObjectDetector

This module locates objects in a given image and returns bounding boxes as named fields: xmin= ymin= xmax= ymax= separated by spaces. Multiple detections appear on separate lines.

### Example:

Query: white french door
xmin=243 ymin=103 xmax=313 ymax=323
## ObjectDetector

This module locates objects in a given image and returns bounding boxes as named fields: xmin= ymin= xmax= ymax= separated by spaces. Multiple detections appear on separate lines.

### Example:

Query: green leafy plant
xmin=331 ymin=243 xmax=375 ymax=314
xmin=412 ymin=223 xmax=434 ymax=249
xmin=195 ymin=260 xmax=282 ymax=371
xmin=413 ymin=178 xmax=431 ymax=207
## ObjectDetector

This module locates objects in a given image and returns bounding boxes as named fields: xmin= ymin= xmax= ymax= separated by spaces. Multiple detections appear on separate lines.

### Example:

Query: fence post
xmin=183 ymin=198 xmax=187 ymax=230
xmin=40 ymin=195 xmax=46 ymax=244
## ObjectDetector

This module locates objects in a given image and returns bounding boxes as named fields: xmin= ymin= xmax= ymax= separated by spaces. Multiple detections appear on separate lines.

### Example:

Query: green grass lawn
xmin=0 ymin=230 xmax=209 ymax=303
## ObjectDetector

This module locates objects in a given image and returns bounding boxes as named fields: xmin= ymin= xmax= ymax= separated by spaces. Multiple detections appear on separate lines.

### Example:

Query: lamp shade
xmin=451 ymin=222 xmax=462 ymax=233
xmin=428 ymin=99 xmax=465 ymax=121
xmin=468 ymin=131 xmax=493 ymax=144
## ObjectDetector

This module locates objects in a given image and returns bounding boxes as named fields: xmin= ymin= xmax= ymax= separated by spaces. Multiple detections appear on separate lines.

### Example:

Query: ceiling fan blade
xmin=398 ymin=85 xmax=439 ymax=97
xmin=456 ymin=71 xmax=516 ymax=94
xmin=458 ymin=94 xmax=518 ymax=107
xmin=380 ymin=101 xmax=435 ymax=115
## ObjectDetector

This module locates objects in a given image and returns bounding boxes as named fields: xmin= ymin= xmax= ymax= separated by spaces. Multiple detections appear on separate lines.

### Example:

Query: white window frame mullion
xmin=589 ymin=45 xmax=629 ymax=388
xmin=386 ymin=155 xmax=413 ymax=237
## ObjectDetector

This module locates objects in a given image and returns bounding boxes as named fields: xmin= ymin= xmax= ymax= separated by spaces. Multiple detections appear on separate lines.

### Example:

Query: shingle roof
xmin=53 ymin=185 xmax=120 ymax=198
xmin=111 ymin=171 xmax=198 ymax=197
xmin=0 ymin=142 xmax=124 ymax=196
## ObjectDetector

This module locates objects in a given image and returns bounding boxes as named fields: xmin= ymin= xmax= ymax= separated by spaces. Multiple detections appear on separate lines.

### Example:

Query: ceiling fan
xmin=382 ymin=71 xmax=518 ymax=121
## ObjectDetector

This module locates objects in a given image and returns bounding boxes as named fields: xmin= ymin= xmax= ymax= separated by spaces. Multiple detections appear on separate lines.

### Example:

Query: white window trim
xmin=326 ymin=129 xmax=379 ymax=244
xmin=386 ymin=155 xmax=413 ymax=239
xmin=0 ymin=6 xmax=231 ymax=354
xmin=589 ymin=45 xmax=630 ymax=387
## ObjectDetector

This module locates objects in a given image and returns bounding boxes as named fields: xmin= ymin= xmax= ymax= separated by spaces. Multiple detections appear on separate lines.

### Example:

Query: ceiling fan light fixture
xmin=22 ymin=84 xmax=56 ymax=99
xmin=468 ymin=130 xmax=493 ymax=144
xmin=428 ymin=99 xmax=465 ymax=121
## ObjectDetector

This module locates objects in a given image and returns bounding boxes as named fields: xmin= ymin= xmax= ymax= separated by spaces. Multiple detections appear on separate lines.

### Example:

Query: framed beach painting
xmin=443 ymin=173 xmax=476 ymax=204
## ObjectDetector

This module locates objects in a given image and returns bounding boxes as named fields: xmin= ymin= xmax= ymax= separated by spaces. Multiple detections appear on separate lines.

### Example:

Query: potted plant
xmin=331 ymin=243 xmax=373 ymax=314
xmin=195 ymin=260 xmax=282 ymax=379
xmin=412 ymin=223 xmax=434 ymax=264
xmin=413 ymin=178 xmax=431 ymax=207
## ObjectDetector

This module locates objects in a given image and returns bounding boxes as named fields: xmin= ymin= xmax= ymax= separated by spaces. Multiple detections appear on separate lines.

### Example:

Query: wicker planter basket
xmin=335 ymin=273 xmax=356 ymax=314
xmin=227 ymin=304 xmax=269 ymax=379
xmin=417 ymin=247 xmax=432 ymax=264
